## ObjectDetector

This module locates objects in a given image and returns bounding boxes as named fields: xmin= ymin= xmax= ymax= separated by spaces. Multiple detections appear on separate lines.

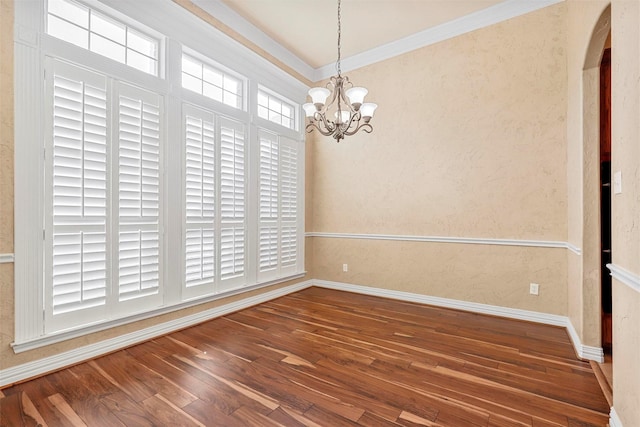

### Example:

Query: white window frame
xmin=46 ymin=0 xmax=163 ymax=77
xmin=257 ymin=85 xmax=298 ymax=131
xmin=13 ymin=0 xmax=307 ymax=352
xmin=181 ymin=50 xmax=247 ymax=111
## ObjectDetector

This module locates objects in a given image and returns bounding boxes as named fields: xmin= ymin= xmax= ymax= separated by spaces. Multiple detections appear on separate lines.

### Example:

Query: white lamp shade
xmin=346 ymin=87 xmax=368 ymax=105
xmin=334 ymin=110 xmax=351 ymax=124
xmin=308 ymin=87 xmax=331 ymax=105
xmin=302 ymin=103 xmax=316 ymax=117
xmin=360 ymin=103 xmax=378 ymax=118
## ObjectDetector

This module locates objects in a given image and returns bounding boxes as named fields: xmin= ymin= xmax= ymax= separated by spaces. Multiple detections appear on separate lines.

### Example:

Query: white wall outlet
xmin=613 ymin=170 xmax=622 ymax=194
xmin=342 ymin=263 xmax=348 ymax=272
xmin=530 ymin=283 xmax=539 ymax=295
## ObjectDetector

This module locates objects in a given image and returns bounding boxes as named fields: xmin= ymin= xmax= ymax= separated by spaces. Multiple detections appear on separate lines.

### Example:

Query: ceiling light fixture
xmin=303 ymin=0 xmax=377 ymax=142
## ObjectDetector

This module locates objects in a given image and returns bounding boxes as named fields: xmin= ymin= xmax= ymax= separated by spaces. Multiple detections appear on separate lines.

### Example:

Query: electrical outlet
xmin=530 ymin=283 xmax=539 ymax=295
xmin=343 ymin=263 xmax=348 ymax=272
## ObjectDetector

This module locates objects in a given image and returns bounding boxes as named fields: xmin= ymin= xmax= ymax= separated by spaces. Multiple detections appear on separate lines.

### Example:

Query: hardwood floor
xmin=0 ymin=287 xmax=610 ymax=426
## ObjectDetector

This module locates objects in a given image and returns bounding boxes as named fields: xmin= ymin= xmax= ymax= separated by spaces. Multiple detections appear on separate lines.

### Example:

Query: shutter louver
xmin=259 ymin=133 xmax=278 ymax=272
xmin=220 ymin=119 xmax=245 ymax=282
xmin=257 ymin=133 xmax=299 ymax=278
xmin=51 ymin=70 xmax=108 ymax=317
xmin=184 ymin=111 xmax=216 ymax=289
xmin=117 ymin=85 xmax=161 ymax=302
xmin=280 ymin=141 xmax=298 ymax=267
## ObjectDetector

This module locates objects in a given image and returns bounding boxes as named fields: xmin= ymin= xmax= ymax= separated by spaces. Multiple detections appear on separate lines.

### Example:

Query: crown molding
xmin=314 ymin=0 xmax=564 ymax=80
xmin=188 ymin=0 xmax=563 ymax=83
xmin=190 ymin=0 xmax=316 ymax=82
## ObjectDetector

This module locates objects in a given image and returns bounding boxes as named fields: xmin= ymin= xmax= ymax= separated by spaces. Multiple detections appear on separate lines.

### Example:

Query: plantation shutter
xmin=184 ymin=105 xmax=216 ymax=298
xmin=116 ymin=83 xmax=162 ymax=310
xmin=258 ymin=132 xmax=278 ymax=274
xmin=45 ymin=60 xmax=108 ymax=332
xmin=257 ymin=132 xmax=300 ymax=281
xmin=279 ymin=137 xmax=299 ymax=270
xmin=219 ymin=117 xmax=246 ymax=290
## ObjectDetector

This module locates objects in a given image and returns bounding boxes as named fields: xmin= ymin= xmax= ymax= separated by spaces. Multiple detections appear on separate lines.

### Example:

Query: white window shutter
xmin=279 ymin=139 xmax=298 ymax=269
xmin=259 ymin=132 xmax=278 ymax=273
xmin=46 ymin=61 xmax=108 ymax=332
xmin=219 ymin=117 xmax=246 ymax=287
xmin=257 ymin=132 xmax=300 ymax=281
xmin=183 ymin=106 xmax=216 ymax=296
xmin=116 ymin=83 xmax=161 ymax=308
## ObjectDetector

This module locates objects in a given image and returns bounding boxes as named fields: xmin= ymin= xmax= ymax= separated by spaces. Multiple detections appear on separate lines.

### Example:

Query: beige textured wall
xmin=611 ymin=0 xmax=640 ymax=424
xmin=311 ymin=3 xmax=569 ymax=314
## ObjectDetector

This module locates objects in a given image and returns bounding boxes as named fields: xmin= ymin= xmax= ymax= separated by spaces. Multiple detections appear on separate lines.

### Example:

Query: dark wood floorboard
xmin=1 ymin=287 xmax=610 ymax=426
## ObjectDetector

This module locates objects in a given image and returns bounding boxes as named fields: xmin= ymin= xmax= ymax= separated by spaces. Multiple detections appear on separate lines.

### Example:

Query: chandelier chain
xmin=336 ymin=0 xmax=342 ymax=76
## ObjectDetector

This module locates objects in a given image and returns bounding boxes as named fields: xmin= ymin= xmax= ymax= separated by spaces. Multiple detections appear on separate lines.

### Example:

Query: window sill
xmin=11 ymin=272 xmax=307 ymax=354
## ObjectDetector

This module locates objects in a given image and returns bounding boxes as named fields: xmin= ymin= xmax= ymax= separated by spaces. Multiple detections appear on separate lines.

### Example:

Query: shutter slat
xmin=184 ymin=112 xmax=217 ymax=289
xmin=117 ymin=87 xmax=161 ymax=301
xmin=51 ymin=71 xmax=108 ymax=315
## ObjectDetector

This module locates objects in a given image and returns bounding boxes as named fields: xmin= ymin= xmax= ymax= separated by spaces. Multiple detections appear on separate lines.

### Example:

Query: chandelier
xmin=302 ymin=0 xmax=377 ymax=142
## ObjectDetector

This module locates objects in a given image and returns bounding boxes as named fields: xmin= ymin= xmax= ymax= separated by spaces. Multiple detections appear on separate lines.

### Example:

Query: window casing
xmin=14 ymin=0 xmax=306 ymax=350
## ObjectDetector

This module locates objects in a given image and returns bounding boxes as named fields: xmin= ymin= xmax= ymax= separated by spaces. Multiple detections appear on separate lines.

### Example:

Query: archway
xmin=580 ymin=2 xmax=611 ymax=401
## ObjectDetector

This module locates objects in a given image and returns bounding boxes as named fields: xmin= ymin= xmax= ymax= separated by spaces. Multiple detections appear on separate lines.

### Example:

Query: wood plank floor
xmin=0 ymin=287 xmax=610 ymax=426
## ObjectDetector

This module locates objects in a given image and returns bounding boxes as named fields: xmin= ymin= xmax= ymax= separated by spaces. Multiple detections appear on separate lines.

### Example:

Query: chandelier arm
xmin=313 ymin=110 xmax=336 ymax=134
xmin=306 ymin=121 xmax=335 ymax=137
xmin=342 ymin=122 xmax=373 ymax=137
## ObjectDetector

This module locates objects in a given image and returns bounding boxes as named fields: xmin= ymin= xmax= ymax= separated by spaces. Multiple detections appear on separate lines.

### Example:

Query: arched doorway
xmin=581 ymin=4 xmax=612 ymax=404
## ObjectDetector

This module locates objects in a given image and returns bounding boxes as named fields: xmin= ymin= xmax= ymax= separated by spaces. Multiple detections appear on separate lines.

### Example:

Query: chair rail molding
xmin=607 ymin=263 xmax=640 ymax=293
xmin=0 ymin=253 xmax=14 ymax=263
xmin=306 ymin=231 xmax=578 ymax=251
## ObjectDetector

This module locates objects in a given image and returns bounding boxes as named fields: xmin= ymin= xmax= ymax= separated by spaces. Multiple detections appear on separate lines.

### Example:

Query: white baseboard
xmin=0 ymin=280 xmax=313 ymax=388
xmin=565 ymin=319 xmax=605 ymax=363
xmin=1 ymin=278 xmax=605 ymax=387
xmin=610 ymin=407 xmax=624 ymax=427
xmin=312 ymin=279 xmax=604 ymax=362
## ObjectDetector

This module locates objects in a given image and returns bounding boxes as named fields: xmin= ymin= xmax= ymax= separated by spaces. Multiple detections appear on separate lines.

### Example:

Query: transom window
xmin=47 ymin=0 xmax=160 ymax=76
xmin=182 ymin=53 xmax=245 ymax=110
xmin=258 ymin=88 xmax=297 ymax=130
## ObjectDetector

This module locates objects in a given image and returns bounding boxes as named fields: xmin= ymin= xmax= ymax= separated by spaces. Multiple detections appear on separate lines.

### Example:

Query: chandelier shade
xmin=303 ymin=0 xmax=377 ymax=142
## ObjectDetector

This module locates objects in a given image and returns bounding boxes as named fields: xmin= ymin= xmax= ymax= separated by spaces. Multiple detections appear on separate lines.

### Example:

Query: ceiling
xmin=217 ymin=0 xmax=504 ymax=69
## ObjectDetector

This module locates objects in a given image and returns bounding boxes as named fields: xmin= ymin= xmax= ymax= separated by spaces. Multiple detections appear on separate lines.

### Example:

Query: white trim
xmin=189 ymin=0 xmax=562 ymax=82
xmin=315 ymin=0 xmax=564 ymax=80
xmin=607 ymin=263 xmax=640 ymax=293
xmin=312 ymin=279 xmax=604 ymax=363
xmin=1 ymin=280 xmax=313 ymax=387
xmin=0 ymin=253 xmax=14 ymax=264
xmin=610 ymin=407 xmax=624 ymax=427
xmin=11 ymin=273 xmax=307 ymax=353
xmin=306 ymin=232 xmax=575 ymax=251
xmin=565 ymin=319 xmax=605 ymax=362
xmin=566 ymin=243 xmax=582 ymax=255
